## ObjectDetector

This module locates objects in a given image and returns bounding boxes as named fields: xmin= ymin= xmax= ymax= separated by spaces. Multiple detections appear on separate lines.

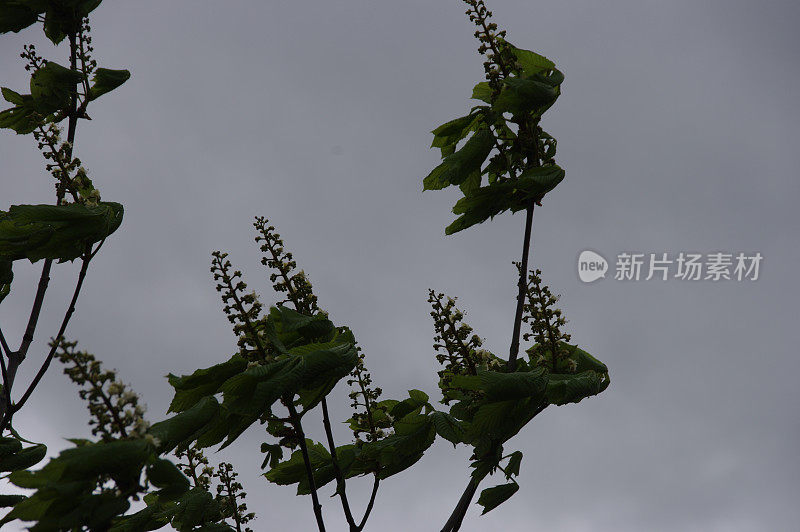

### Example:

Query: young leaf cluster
xmin=2 ymin=342 xmax=256 ymax=531
xmin=426 ymin=267 xmax=610 ymax=516
xmin=424 ymin=0 xmax=565 ymax=235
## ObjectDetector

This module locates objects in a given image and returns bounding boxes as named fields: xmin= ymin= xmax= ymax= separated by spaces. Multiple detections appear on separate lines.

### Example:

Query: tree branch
xmin=441 ymin=403 xmax=547 ymax=531
xmin=507 ymin=203 xmax=535 ymax=370
xmin=356 ymin=474 xmax=380 ymax=531
xmin=0 ymin=251 xmax=92 ymax=432
xmin=286 ymin=399 xmax=327 ymax=532
xmin=440 ymin=477 xmax=479 ymax=532
xmin=320 ymin=397 xmax=357 ymax=530
xmin=0 ymin=329 xmax=13 ymax=418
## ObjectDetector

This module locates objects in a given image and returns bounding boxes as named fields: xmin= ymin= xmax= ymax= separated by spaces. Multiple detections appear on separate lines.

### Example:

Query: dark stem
xmin=0 ymin=259 xmax=52 ymax=426
xmin=441 ymin=403 xmax=548 ymax=531
xmin=0 ymin=330 xmax=12 ymax=416
xmin=286 ymin=400 xmax=327 ymax=532
xmin=507 ymin=203 xmax=535 ymax=370
xmin=65 ymin=33 xmax=79 ymax=156
xmin=12 ymin=260 xmax=53 ymax=378
xmin=440 ymin=477 xmax=479 ymax=532
xmin=0 ymin=251 xmax=92 ymax=432
xmin=320 ymin=398 xmax=357 ymax=530
xmin=356 ymin=474 xmax=380 ymax=531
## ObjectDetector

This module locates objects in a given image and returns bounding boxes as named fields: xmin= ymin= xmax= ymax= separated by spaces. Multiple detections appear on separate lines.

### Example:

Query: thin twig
xmin=356 ymin=474 xmax=380 ymax=531
xmin=321 ymin=398 xmax=357 ymax=530
xmin=0 ymin=259 xmax=53 ymax=424
xmin=440 ymin=477 xmax=479 ymax=532
xmin=0 ymin=331 xmax=12 ymax=417
xmin=14 ymin=259 xmax=53 ymax=371
xmin=0 ymin=251 xmax=92 ymax=432
xmin=507 ymin=203 xmax=535 ymax=370
xmin=0 ymin=327 xmax=11 ymax=359
xmin=286 ymin=400 xmax=327 ymax=532
xmin=441 ymin=403 xmax=547 ymax=531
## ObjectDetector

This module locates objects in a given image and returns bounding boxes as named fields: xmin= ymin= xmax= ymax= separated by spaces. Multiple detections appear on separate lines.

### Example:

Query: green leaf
xmin=516 ymin=165 xmax=566 ymax=195
xmin=0 ymin=91 xmax=39 ymax=133
xmin=359 ymin=413 xmax=436 ymax=479
xmin=445 ymin=165 xmax=565 ymax=235
xmin=478 ymin=368 xmax=547 ymax=402
xmin=545 ymin=370 xmax=610 ymax=406
xmin=494 ymin=77 xmax=558 ymax=116
xmin=567 ymin=344 xmax=609 ymax=374
xmin=431 ymin=113 xmax=477 ymax=147
xmin=30 ymin=61 xmax=83 ymax=112
xmin=296 ymin=341 xmax=359 ymax=410
xmin=0 ymin=494 xmax=25 ymax=507
xmin=264 ymin=439 xmax=333 ymax=494
xmin=42 ymin=0 xmax=103 ymax=45
xmin=477 ymin=482 xmax=519 ymax=514
xmin=0 ymin=436 xmax=23 ymax=458
xmin=109 ymin=505 xmax=169 ymax=532
xmin=0 ymin=443 xmax=46 ymax=472
xmin=423 ymin=128 xmax=494 ymax=190
xmin=48 ymin=439 xmax=149 ymax=481
xmin=0 ymin=62 xmax=83 ymax=133
xmin=202 ymin=354 xmax=314 ymax=449
xmin=387 ymin=390 xmax=429 ymax=421
xmin=506 ymin=43 xmax=556 ymax=76
xmin=167 ymin=355 xmax=248 ymax=413
xmin=430 ymin=110 xmax=486 ymax=158
xmin=526 ymin=342 xmax=610 ymax=405
xmin=1 ymin=87 xmax=24 ymax=105
xmin=88 ymin=68 xmax=130 ymax=100
xmin=146 ymin=458 xmax=190 ymax=501
xmin=149 ymin=396 xmax=220 ymax=453
xmin=471 ymin=81 xmax=492 ymax=103
xmin=0 ymin=202 xmax=124 ymax=263
xmin=0 ymin=1 xmax=43 ymax=34
xmin=260 ymin=443 xmax=284 ymax=469
xmin=169 ymin=488 xmax=221 ymax=530
xmin=467 ymin=396 xmax=545 ymax=447
xmin=267 ymin=305 xmax=335 ymax=347
xmin=505 ymin=451 xmax=522 ymax=478
xmin=218 ymin=358 xmax=303 ymax=428
xmin=407 ymin=389 xmax=429 ymax=404
xmin=459 ymin=169 xmax=481 ymax=196
xmin=430 ymin=411 xmax=465 ymax=446
xmin=4 ymin=438 xmax=151 ymax=531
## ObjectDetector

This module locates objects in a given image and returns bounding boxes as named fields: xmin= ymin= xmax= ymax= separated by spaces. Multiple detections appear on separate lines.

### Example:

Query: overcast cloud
xmin=1 ymin=1 xmax=798 ymax=531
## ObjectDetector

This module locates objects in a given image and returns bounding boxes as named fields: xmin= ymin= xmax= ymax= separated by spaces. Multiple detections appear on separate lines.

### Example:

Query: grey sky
xmin=1 ymin=1 xmax=798 ymax=530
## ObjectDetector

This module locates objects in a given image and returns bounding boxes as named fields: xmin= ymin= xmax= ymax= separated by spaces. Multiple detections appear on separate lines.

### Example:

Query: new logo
xmin=578 ymin=250 xmax=608 ymax=283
